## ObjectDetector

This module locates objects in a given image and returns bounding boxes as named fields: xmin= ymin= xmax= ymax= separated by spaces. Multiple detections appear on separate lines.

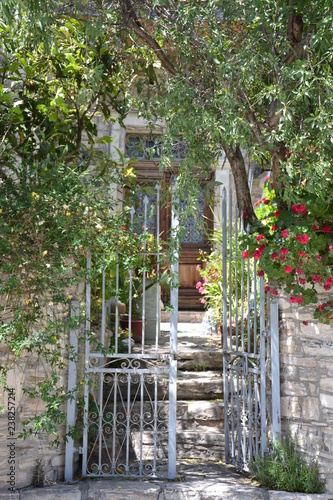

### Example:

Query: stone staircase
xmin=175 ymin=322 xmax=225 ymax=461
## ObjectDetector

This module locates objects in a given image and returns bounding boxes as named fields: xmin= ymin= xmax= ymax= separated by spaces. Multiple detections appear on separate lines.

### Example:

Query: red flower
xmin=316 ymin=255 xmax=322 ymax=261
xmin=322 ymin=225 xmax=331 ymax=233
xmin=318 ymin=304 xmax=324 ymax=312
xmin=271 ymin=225 xmax=278 ymax=231
xmin=263 ymin=198 xmax=270 ymax=205
xmin=290 ymin=295 xmax=303 ymax=305
xmin=296 ymin=234 xmax=309 ymax=244
xmin=298 ymin=251 xmax=305 ymax=257
xmin=303 ymin=321 xmax=308 ymax=326
xmin=284 ymin=266 xmax=293 ymax=274
xmin=330 ymin=244 xmax=333 ymax=251
xmin=296 ymin=267 xmax=303 ymax=275
xmin=196 ymin=281 xmax=202 ymax=289
xmin=253 ymin=250 xmax=261 ymax=260
xmin=121 ymin=225 xmax=126 ymax=230
xmin=280 ymin=247 xmax=289 ymax=256
xmin=292 ymin=204 xmax=307 ymax=216
xmin=312 ymin=225 xmax=318 ymax=231
xmin=274 ymin=211 xmax=280 ymax=217
xmin=257 ymin=234 xmax=265 ymax=242
xmin=258 ymin=244 xmax=265 ymax=253
xmin=299 ymin=278 xmax=306 ymax=284
xmin=271 ymin=252 xmax=279 ymax=261
xmin=328 ymin=301 xmax=332 ymax=307
xmin=281 ymin=229 xmax=289 ymax=238
xmin=242 ymin=250 xmax=249 ymax=258
xmin=243 ymin=211 xmax=248 ymax=218
xmin=299 ymin=259 xmax=303 ymax=265
xmin=324 ymin=279 xmax=332 ymax=291
xmin=258 ymin=269 xmax=264 ymax=277
xmin=312 ymin=274 xmax=321 ymax=283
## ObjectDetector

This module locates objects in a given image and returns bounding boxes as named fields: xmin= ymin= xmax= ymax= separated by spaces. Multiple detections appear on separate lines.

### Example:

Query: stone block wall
xmin=0 ymin=294 xmax=79 ymax=491
xmin=278 ymin=289 xmax=333 ymax=493
xmin=0 ymin=356 xmax=67 ymax=491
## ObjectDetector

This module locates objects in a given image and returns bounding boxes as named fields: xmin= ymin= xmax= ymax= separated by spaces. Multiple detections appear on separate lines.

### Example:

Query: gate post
xmin=65 ymin=299 xmax=79 ymax=482
xmin=270 ymin=301 xmax=281 ymax=441
xmin=168 ymin=179 xmax=178 ymax=479
xmin=221 ymin=187 xmax=229 ymax=462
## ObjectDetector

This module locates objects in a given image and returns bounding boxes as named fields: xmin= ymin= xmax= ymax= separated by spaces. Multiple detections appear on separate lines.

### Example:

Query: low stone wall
xmin=0 ymin=359 xmax=67 ymax=491
xmin=278 ymin=290 xmax=333 ymax=493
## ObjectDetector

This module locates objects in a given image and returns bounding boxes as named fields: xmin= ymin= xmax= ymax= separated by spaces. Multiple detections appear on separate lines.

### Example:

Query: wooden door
xmin=125 ymin=134 xmax=212 ymax=311
xmin=177 ymin=186 xmax=213 ymax=310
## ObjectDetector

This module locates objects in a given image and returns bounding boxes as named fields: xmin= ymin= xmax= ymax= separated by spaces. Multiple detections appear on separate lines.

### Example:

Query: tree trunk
xmin=223 ymin=143 xmax=256 ymax=223
xmin=271 ymin=142 xmax=286 ymax=193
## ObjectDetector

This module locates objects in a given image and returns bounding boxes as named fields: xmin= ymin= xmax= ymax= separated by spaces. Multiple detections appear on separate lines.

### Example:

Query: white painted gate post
xmin=65 ymin=299 xmax=79 ymax=482
xmin=270 ymin=300 xmax=281 ymax=441
xmin=169 ymin=179 xmax=178 ymax=479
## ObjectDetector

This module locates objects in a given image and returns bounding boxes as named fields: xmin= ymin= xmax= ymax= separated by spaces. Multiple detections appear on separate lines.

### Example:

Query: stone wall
xmin=0 ymin=348 xmax=68 ymax=491
xmin=278 ymin=289 xmax=333 ymax=493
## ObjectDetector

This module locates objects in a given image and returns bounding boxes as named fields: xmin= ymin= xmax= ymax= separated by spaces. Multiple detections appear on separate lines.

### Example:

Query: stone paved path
xmin=2 ymin=462 xmax=331 ymax=500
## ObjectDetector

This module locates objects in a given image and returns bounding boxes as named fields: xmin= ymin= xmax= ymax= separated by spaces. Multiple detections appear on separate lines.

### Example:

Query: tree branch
xmin=126 ymin=18 xmax=177 ymax=76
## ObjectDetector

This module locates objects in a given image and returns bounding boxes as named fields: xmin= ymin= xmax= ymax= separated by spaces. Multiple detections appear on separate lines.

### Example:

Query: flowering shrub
xmin=241 ymin=177 xmax=333 ymax=323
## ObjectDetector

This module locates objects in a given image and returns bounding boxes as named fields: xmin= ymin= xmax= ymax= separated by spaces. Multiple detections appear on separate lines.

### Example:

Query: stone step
xmin=102 ymin=370 xmax=223 ymax=402
xmin=177 ymin=371 xmax=223 ymax=400
xmin=177 ymin=349 xmax=222 ymax=371
xmin=176 ymin=430 xmax=225 ymax=460
xmin=177 ymin=400 xmax=224 ymax=428
xmin=177 ymin=401 xmax=225 ymax=460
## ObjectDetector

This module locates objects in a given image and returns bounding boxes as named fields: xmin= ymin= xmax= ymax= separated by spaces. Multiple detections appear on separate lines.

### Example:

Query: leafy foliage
xmin=250 ymin=431 xmax=326 ymax=493
xmin=0 ymin=8 xmax=153 ymax=440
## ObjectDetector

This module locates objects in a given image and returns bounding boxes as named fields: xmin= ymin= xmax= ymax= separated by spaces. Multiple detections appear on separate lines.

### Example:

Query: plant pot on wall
xmin=120 ymin=315 xmax=147 ymax=343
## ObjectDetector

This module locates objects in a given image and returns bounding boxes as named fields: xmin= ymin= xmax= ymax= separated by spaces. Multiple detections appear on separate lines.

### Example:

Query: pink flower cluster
xmin=324 ymin=278 xmax=333 ymax=291
xmin=290 ymin=296 xmax=304 ymax=305
xmin=295 ymin=234 xmax=309 ymax=244
xmin=264 ymin=285 xmax=278 ymax=296
xmin=253 ymin=244 xmax=265 ymax=260
xmin=291 ymin=204 xmax=308 ymax=216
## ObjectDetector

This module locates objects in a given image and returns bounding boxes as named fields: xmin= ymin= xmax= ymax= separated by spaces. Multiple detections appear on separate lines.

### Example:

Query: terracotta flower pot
xmin=120 ymin=315 xmax=147 ymax=343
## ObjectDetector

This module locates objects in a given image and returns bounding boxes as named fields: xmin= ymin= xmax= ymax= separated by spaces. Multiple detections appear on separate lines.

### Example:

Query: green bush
xmin=249 ymin=432 xmax=326 ymax=493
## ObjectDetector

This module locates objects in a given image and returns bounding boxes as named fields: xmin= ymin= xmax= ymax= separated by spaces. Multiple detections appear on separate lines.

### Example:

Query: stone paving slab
xmin=8 ymin=462 xmax=332 ymax=500
xmin=10 ymin=481 xmax=333 ymax=500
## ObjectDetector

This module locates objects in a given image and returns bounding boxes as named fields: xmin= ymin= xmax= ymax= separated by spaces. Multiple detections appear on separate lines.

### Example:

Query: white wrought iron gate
xmin=221 ymin=187 xmax=280 ymax=469
xmin=80 ymin=184 xmax=178 ymax=479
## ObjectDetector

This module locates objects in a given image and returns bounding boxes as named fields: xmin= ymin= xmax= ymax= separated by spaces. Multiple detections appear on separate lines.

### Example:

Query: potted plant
xmin=118 ymin=227 xmax=160 ymax=343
